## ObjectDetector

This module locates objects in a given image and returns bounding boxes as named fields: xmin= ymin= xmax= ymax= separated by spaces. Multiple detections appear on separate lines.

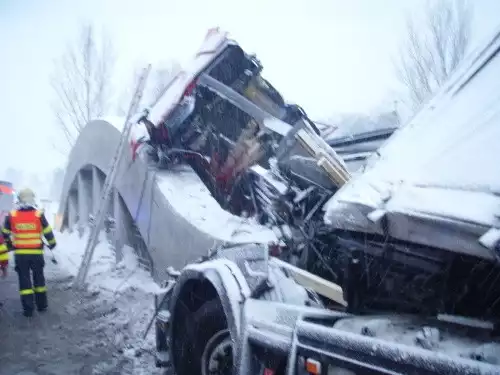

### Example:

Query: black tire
xmin=201 ymin=328 xmax=232 ymax=375
xmin=176 ymin=299 xmax=230 ymax=375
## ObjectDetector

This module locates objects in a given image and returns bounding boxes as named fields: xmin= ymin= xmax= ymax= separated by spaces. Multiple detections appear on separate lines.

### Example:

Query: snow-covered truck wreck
xmin=132 ymin=28 xmax=500 ymax=374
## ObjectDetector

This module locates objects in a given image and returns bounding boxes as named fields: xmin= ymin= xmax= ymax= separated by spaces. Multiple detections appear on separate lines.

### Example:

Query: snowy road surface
xmin=0 ymin=231 xmax=166 ymax=375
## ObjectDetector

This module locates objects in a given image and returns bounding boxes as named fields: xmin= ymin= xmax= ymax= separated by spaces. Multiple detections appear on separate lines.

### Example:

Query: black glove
xmin=48 ymin=243 xmax=56 ymax=250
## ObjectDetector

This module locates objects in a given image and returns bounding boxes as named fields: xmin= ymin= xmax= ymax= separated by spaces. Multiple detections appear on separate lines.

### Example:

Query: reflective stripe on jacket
xmin=10 ymin=210 xmax=44 ymax=255
xmin=0 ymin=242 xmax=8 ymax=261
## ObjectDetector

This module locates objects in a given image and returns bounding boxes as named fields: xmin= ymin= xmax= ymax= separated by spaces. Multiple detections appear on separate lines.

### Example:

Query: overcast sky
xmin=1 ymin=0 xmax=499 ymax=177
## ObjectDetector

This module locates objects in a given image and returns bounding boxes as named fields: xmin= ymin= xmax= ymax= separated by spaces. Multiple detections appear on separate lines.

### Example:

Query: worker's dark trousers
xmin=15 ymin=254 xmax=47 ymax=314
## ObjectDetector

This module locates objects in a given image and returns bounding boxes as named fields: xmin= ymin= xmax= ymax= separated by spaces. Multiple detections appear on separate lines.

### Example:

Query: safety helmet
xmin=17 ymin=188 xmax=36 ymax=206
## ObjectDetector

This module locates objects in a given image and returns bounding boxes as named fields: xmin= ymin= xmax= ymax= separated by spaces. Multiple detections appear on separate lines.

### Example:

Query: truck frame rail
xmin=237 ymin=299 xmax=500 ymax=375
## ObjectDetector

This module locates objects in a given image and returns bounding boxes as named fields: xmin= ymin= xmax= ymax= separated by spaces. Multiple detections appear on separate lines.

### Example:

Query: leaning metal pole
xmin=73 ymin=65 xmax=151 ymax=289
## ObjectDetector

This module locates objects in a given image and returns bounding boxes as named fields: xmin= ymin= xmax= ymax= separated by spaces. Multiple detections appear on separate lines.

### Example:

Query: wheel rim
xmin=201 ymin=329 xmax=232 ymax=375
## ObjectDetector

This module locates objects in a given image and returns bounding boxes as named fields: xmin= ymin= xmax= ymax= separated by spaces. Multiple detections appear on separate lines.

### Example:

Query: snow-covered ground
xmin=0 ymin=229 xmax=165 ymax=375
xmin=53 ymin=230 xmax=163 ymax=295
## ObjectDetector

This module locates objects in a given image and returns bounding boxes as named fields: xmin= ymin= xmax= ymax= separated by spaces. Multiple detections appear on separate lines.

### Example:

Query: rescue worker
xmin=1 ymin=188 xmax=57 ymax=317
xmin=0 ymin=238 xmax=7 ymax=308
xmin=0 ymin=236 xmax=8 ymax=278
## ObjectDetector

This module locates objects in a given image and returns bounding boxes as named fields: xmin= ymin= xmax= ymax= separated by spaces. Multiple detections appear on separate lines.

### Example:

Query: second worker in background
xmin=1 ymin=188 xmax=57 ymax=317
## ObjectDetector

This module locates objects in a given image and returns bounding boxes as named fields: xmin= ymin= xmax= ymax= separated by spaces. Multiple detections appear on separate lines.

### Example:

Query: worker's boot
xmin=35 ymin=290 xmax=48 ymax=312
xmin=20 ymin=293 xmax=35 ymax=318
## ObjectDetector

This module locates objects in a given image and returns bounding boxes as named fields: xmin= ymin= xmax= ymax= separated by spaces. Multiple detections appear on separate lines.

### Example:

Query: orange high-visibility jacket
xmin=2 ymin=209 xmax=56 ymax=255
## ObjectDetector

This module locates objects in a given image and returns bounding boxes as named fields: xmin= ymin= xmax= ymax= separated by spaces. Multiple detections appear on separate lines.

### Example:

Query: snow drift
xmin=53 ymin=229 xmax=164 ymax=294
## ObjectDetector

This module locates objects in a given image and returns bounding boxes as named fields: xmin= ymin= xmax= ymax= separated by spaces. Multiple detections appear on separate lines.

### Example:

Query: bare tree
xmin=117 ymin=60 xmax=181 ymax=116
xmin=51 ymin=23 xmax=115 ymax=154
xmin=395 ymin=0 xmax=473 ymax=111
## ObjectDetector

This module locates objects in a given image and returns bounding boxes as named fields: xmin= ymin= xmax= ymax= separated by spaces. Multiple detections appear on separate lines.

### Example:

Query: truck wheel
xmin=201 ymin=328 xmax=232 ymax=375
xmin=182 ymin=298 xmax=231 ymax=375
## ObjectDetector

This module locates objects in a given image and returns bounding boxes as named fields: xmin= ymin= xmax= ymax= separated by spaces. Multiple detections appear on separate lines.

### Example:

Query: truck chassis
xmin=130 ymin=28 xmax=500 ymax=374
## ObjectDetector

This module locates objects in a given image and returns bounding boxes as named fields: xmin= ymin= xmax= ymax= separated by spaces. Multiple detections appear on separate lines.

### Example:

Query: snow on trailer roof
xmin=324 ymin=27 xmax=500 ymax=262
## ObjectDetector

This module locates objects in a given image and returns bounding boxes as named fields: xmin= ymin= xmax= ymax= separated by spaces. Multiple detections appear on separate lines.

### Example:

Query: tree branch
xmin=50 ymin=23 xmax=115 ymax=155
xmin=394 ymin=0 xmax=472 ymax=112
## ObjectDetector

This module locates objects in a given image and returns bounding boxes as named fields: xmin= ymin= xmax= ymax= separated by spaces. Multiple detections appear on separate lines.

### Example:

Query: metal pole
xmin=73 ymin=65 xmax=151 ymax=289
